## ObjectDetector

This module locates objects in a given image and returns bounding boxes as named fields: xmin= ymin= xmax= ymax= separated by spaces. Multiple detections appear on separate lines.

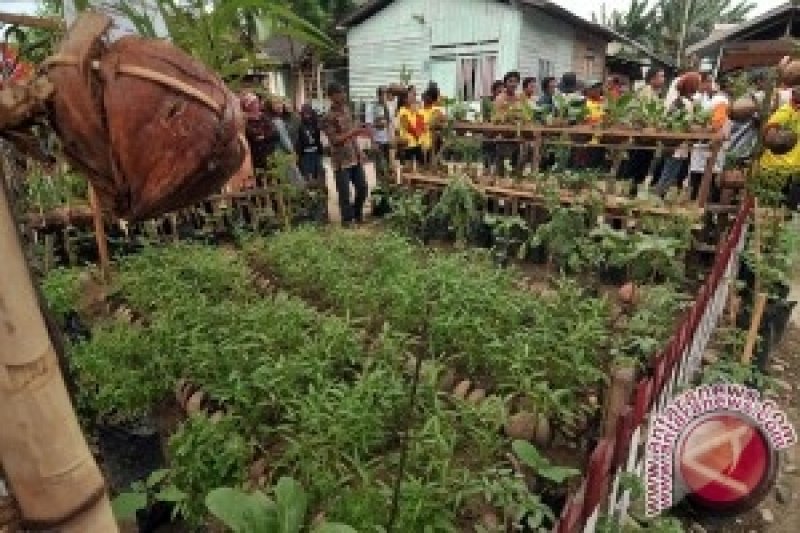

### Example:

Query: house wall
xmin=572 ymin=33 xmax=608 ymax=82
xmin=347 ymin=0 xmax=520 ymax=101
xmin=518 ymin=6 xmax=575 ymax=82
xmin=347 ymin=0 xmax=431 ymax=100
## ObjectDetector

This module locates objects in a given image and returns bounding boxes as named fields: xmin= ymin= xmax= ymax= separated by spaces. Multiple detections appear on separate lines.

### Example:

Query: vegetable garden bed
xmin=40 ymin=222 xmax=698 ymax=532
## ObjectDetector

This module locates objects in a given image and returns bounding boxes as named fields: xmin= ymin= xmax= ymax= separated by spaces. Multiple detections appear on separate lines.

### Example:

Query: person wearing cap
xmin=322 ymin=82 xmax=373 ymax=225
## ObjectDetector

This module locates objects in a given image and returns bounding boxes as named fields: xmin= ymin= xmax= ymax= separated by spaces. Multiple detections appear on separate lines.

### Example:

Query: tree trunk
xmin=0 ymin=174 xmax=117 ymax=531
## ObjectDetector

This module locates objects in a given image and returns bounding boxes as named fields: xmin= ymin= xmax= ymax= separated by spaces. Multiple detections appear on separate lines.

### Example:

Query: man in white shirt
xmin=365 ymin=86 xmax=394 ymax=181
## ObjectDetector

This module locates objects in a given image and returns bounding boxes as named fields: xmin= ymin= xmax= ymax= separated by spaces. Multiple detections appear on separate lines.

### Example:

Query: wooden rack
xmin=440 ymin=122 xmax=724 ymax=209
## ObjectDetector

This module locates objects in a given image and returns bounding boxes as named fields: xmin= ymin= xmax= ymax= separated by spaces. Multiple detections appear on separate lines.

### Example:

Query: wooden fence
xmin=554 ymin=196 xmax=754 ymax=532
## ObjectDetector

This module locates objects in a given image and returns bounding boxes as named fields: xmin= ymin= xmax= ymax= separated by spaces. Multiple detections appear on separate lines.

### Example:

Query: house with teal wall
xmin=341 ymin=0 xmax=625 ymax=101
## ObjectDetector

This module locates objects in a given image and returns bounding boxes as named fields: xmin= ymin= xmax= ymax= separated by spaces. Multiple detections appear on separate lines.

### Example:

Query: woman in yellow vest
xmin=396 ymin=86 xmax=426 ymax=165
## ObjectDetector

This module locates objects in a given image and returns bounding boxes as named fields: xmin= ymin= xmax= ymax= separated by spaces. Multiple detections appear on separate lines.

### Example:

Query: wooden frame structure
xmin=442 ymin=122 xmax=723 ymax=208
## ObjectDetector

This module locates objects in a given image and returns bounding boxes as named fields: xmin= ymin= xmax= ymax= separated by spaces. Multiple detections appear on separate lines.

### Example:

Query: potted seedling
xmin=484 ymin=214 xmax=529 ymax=267
xmin=431 ymin=175 xmax=484 ymax=247
xmin=601 ymin=92 xmax=634 ymax=143
xmin=720 ymin=153 xmax=747 ymax=189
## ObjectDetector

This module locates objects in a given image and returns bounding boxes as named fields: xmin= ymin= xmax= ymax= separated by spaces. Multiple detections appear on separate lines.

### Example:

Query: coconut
xmin=185 ymin=390 xmax=205 ymax=415
xmin=467 ymin=388 xmax=486 ymax=404
xmin=505 ymin=411 xmax=537 ymax=441
xmin=764 ymin=127 xmax=798 ymax=155
xmin=619 ymin=282 xmax=638 ymax=304
xmin=779 ymin=58 xmax=800 ymax=86
xmin=729 ymin=97 xmax=758 ymax=122
xmin=453 ymin=380 xmax=472 ymax=400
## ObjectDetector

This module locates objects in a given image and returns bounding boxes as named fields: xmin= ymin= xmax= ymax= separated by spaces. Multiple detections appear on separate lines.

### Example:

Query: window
xmin=457 ymin=54 xmax=496 ymax=101
xmin=584 ymin=55 xmax=596 ymax=79
xmin=538 ymin=58 xmax=553 ymax=82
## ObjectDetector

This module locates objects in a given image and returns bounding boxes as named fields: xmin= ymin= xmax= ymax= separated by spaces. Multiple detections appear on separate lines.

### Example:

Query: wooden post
xmin=697 ymin=139 xmax=721 ymax=208
xmin=0 ymin=180 xmax=116 ymax=531
xmin=88 ymin=185 xmax=110 ymax=282
xmin=603 ymin=360 xmax=636 ymax=438
xmin=742 ymin=292 xmax=768 ymax=365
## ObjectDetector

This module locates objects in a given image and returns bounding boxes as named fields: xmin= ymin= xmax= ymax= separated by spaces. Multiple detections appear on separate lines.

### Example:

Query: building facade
xmin=343 ymin=0 xmax=617 ymax=101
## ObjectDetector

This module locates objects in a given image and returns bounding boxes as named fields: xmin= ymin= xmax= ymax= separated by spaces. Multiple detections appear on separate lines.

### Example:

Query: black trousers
xmin=334 ymin=164 xmax=368 ymax=224
xmin=401 ymin=146 xmax=424 ymax=165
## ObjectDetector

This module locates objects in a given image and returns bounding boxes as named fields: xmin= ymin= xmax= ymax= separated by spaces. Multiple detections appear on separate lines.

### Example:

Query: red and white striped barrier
xmin=554 ymin=197 xmax=755 ymax=533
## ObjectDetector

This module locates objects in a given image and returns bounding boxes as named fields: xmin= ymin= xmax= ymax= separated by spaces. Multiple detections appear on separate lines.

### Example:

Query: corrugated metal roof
xmin=687 ymin=2 xmax=799 ymax=55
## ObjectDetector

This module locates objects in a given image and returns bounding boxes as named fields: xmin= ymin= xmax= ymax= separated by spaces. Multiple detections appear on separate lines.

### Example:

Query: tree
xmin=595 ymin=0 xmax=755 ymax=67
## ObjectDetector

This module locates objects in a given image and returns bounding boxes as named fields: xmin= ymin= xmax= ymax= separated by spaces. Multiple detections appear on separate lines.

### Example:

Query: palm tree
xmin=654 ymin=0 xmax=755 ymax=66
xmin=596 ymin=0 xmax=755 ymax=67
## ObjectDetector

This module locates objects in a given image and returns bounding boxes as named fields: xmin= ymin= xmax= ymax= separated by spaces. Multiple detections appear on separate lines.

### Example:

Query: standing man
xmin=322 ymin=82 xmax=372 ymax=225
xmin=522 ymin=77 xmax=537 ymax=105
xmin=627 ymin=66 xmax=666 ymax=195
xmin=495 ymin=71 xmax=523 ymax=174
xmin=366 ymin=86 xmax=393 ymax=182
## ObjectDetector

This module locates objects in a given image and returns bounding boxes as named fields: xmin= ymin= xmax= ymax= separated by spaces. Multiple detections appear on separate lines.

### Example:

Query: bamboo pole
xmin=742 ymin=292 xmax=768 ymax=365
xmin=0 ymin=176 xmax=116 ymax=531
xmin=0 ymin=12 xmax=63 ymax=30
xmin=88 ymin=184 xmax=111 ymax=282
xmin=603 ymin=360 xmax=636 ymax=438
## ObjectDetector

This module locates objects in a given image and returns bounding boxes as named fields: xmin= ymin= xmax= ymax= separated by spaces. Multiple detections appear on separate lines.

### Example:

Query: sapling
xmin=431 ymin=175 xmax=484 ymax=247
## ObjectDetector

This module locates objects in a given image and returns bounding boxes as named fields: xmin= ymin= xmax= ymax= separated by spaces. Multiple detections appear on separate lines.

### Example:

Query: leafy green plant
xmin=166 ymin=414 xmax=252 ymax=526
xmin=603 ymin=92 xmax=635 ymax=128
xmin=530 ymin=205 xmax=599 ymax=273
xmin=511 ymin=441 xmax=580 ymax=485
xmin=112 ymin=468 xmax=171 ymax=521
xmin=386 ymin=190 xmax=429 ymax=240
xmin=484 ymin=214 xmax=529 ymax=266
xmin=431 ymin=175 xmax=484 ymax=246
xmin=205 ymin=478 xmax=356 ymax=533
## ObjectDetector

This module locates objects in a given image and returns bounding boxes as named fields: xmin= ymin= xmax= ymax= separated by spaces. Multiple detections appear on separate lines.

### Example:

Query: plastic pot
xmin=98 ymin=419 xmax=165 ymax=491
xmin=598 ymin=265 xmax=627 ymax=286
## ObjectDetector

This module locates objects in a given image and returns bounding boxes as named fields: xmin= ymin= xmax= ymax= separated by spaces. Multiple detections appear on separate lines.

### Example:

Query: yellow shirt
xmin=420 ymin=105 xmax=444 ymax=150
xmin=761 ymin=104 xmax=800 ymax=171
xmin=397 ymin=106 xmax=424 ymax=149
xmin=586 ymin=99 xmax=604 ymax=125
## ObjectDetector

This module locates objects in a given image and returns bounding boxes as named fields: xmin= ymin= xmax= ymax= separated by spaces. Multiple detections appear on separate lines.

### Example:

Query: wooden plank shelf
xmin=404 ymin=173 xmax=704 ymax=220
xmin=448 ymin=121 xmax=722 ymax=143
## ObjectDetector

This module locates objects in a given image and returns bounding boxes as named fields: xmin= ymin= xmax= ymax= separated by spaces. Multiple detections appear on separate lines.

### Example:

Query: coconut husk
xmin=764 ymin=127 xmax=798 ymax=156
xmin=729 ymin=96 xmax=758 ymax=122
xmin=779 ymin=58 xmax=800 ymax=86
xmin=45 ymin=13 xmax=244 ymax=221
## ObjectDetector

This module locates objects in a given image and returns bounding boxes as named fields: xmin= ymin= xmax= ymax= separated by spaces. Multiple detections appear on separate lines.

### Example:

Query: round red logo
xmin=676 ymin=412 xmax=776 ymax=513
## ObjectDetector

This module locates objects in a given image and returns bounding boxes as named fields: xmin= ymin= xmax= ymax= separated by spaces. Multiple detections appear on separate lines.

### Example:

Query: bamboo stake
xmin=742 ymin=292 xmax=768 ymax=365
xmin=603 ymin=360 xmax=636 ymax=438
xmin=0 ymin=179 xmax=116 ymax=531
xmin=0 ymin=12 xmax=63 ymax=30
xmin=88 ymin=185 xmax=110 ymax=282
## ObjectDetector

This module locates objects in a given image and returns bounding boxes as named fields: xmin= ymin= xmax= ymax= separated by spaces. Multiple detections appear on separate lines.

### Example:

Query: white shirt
xmin=690 ymin=93 xmax=729 ymax=174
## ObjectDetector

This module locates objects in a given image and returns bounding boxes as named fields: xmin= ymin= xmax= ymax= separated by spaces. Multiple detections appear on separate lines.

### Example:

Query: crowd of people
xmin=238 ymin=63 xmax=800 ymax=226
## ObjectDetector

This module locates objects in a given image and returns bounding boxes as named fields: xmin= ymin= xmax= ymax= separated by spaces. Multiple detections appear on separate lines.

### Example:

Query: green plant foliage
xmin=511 ymin=441 xmax=580 ymax=484
xmin=431 ymin=176 xmax=484 ymax=246
xmin=387 ymin=190 xmax=429 ymax=240
xmin=167 ymin=414 xmax=252 ymax=525
xmin=18 ymin=165 xmax=88 ymax=213
xmin=40 ymin=267 xmax=83 ymax=319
